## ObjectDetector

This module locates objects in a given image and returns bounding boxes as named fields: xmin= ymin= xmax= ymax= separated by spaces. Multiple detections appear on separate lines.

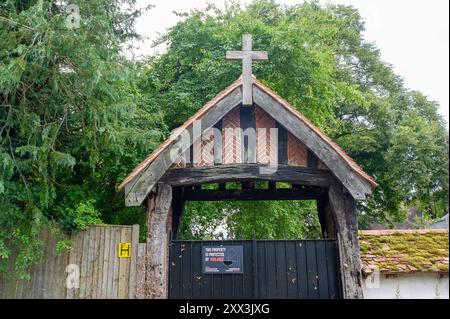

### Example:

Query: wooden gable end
xmin=120 ymin=77 xmax=375 ymax=206
xmin=169 ymin=105 xmax=330 ymax=171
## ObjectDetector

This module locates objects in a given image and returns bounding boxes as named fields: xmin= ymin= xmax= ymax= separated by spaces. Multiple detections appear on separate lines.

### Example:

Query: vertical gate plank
xmin=45 ymin=230 xmax=55 ymax=299
xmin=191 ymin=241 xmax=202 ymax=299
xmin=274 ymin=240 xmax=287 ymax=298
xmin=306 ymin=241 xmax=319 ymax=299
xmin=181 ymin=242 xmax=192 ymax=298
xmin=326 ymin=241 xmax=340 ymax=299
xmin=128 ymin=224 xmax=139 ymax=299
xmin=315 ymin=241 xmax=330 ymax=299
xmin=75 ymin=231 xmax=84 ymax=299
xmin=101 ymin=227 xmax=111 ymax=299
xmin=34 ymin=228 xmax=48 ymax=298
xmin=170 ymin=242 xmax=181 ymax=299
xmin=118 ymin=227 xmax=131 ymax=299
xmin=106 ymin=227 xmax=116 ymax=299
xmin=285 ymin=241 xmax=298 ymax=299
xmin=98 ymin=227 xmax=106 ymax=298
xmin=82 ymin=227 xmax=91 ymax=299
xmin=295 ymin=241 xmax=308 ymax=299
xmin=256 ymin=241 xmax=267 ymax=298
xmin=264 ymin=241 xmax=276 ymax=299
xmin=91 ymin=226 xmax=100 ymax=298
xmin=67 ymin=232 xmax=78 ymax=299
xmin=112 ymin=228 xmax=121 ymax=298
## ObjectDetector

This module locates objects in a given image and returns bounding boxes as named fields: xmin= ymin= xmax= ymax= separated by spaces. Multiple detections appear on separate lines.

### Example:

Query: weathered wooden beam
xmin=213 ymin=120 xmax=223 ymax=165
xmin=162 ymin=164 xmax=333 ymax=187
xmin=146 ymin=183 xmax=172 ymax=299
xmin=181 ymin=187 xmax=323 ymax=201
xmin=241 ymin=181 xmax=255 ymax=190
xmin=124 ymin=86 xmax=242 ymax=206
xmin=277 ymin=122 xmax=288 ymax=165
xmin=307 ymin=149 xmax=319 ymax=169
xmin=240 ymin=106 xmax=256 ymax=163
xmin=253 ymin=86 xmax=372 ymax=200
xmin=316 ymin=197 xmax=328 ymax=239
xmin=328 ymin=182 xmax=364 ymax=299
xmin=171 ymin=187 xmax=185 ymax=239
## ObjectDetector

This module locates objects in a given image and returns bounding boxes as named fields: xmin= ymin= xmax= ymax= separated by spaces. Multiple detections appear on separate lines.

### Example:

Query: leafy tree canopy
xmin=0 ymin=0 xmax=448 ymax=276
xmin=0 ymin=0 xmax=166 ymax=277
xmin=141 ymin=0 xmax=448 ymax=232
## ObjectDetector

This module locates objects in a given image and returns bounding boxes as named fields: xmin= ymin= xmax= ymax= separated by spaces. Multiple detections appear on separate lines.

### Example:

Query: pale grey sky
xmin=133 ymin=0 xmax=449 ymax=124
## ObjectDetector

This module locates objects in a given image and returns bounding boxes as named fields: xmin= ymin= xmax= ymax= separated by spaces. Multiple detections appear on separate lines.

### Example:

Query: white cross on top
xmin=226 ymin=34 xmax=269 ymax=106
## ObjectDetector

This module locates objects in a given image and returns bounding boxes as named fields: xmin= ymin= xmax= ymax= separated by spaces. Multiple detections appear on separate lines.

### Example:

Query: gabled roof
xmin=252 ymin=79 xmax=376 ymax=188
xmin=119 ymin=76 xmax=376 ymax=206
xmin=359 ymin=229 xmax=449 ymax=275
xmin=118 ymin=77 xmax=242 ymax=191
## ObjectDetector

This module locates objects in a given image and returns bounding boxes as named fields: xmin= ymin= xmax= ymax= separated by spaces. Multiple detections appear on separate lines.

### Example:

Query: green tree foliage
xmin=181 ymin=200 xmax=321 ymax=240
xmin=179 ymin=183 xmax=321 ymax=240
xmin=0 ymin=0 xmax=166 ymax=277
xmin=1 ymin=0 xmax=448 ymax=276
xmin=140 ymin=0 xmax=448 ymax=230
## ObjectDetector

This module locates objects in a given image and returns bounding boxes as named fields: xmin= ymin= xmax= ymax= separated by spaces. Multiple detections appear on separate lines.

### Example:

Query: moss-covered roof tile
xmin=359 ymin=229 xmax=449 ymax=275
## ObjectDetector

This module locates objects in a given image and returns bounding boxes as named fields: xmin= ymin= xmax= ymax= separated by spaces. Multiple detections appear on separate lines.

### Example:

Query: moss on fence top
xmin=359 ymin=229 xmax=449 ymax=275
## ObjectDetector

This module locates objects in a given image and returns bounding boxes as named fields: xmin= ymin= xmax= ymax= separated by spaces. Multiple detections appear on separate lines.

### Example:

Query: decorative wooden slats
xmin=193 ymin=128 xmax=214 ymax=167
xmin=255 ymin=106 xmax=277 ymax=164
xmin=0 ymin=225 xmax=140 ymax=299
xmin=287 ymin=132 xmax=307 ymax=167
xmin=170 ymin=106 xmax=324 ymax=168
xmin=222 ymin=107 xmax=242 ymax=164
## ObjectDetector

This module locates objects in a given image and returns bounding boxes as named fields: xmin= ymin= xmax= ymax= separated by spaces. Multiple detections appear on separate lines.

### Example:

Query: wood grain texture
xmin=253 ymin=86 xmax=372 ymax=200
xmin=125 ymin=87 xmax=242 ymax=206
xmin=146 ymin=183 xmax=172 ymax=299
xmin=0 ymin=225 xmax=140 ymax=299
xmin=328 ymin=182 xmax=364 ymax=299
xmin=162 ymin=164 xmax=332 ymax=187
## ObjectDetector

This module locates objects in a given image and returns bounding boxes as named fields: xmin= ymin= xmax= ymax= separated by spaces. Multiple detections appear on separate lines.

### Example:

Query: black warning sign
xmin=202 ymin=245 xmax=243 ymax=274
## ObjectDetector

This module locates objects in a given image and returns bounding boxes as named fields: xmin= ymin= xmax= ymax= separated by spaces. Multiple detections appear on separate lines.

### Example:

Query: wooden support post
xmin=146 ymin=183 xmax=172 ymax=299
xmin=317 ymin=196 xmax=336 ymax=239
xmin=316 ymin=198 xmax=328 ymax=239
xmin=328 ymin=182 xmax=363 ymax=299
xmin=171 ymin=187 xmax=185 ymax=240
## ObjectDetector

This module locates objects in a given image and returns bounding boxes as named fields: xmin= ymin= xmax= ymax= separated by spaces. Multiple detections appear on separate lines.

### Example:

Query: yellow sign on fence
xmin=118 ymin=242 xmax=131 ymax=258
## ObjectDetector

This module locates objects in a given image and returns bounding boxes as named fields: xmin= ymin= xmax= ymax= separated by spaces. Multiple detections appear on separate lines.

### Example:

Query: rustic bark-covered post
xmin=146 ymin=183 xmax=172 ymax=299
xmin=328 ymin=182 xmax=364 ymax=299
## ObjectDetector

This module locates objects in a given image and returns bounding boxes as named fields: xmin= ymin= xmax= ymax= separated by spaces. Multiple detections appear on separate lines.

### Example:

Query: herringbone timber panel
xmin=171 ymin=154 xmax=186 ymax=168
xmin=222 ymin=107 xmax=242 ymax=164
xmin=287 ymin=132 xmax=307 ymax=167
xmin=192 ymin=137 xmax=202 ymax=167
xmin=255 ymin=106 xmax=277 ymax=164
xmin=191 ymin=128 xmax=215 ymax=167
xmin=201 ymin=128 xmax=214 ymax=167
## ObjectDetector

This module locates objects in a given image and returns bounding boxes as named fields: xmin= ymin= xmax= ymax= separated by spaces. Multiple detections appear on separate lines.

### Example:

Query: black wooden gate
xmin=169 ymin=239 xmax=342 ymax=299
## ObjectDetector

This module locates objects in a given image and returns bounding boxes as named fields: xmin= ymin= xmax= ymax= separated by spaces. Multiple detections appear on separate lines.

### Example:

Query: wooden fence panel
xmin=0 ymin=225 xmax=140 ymax=299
